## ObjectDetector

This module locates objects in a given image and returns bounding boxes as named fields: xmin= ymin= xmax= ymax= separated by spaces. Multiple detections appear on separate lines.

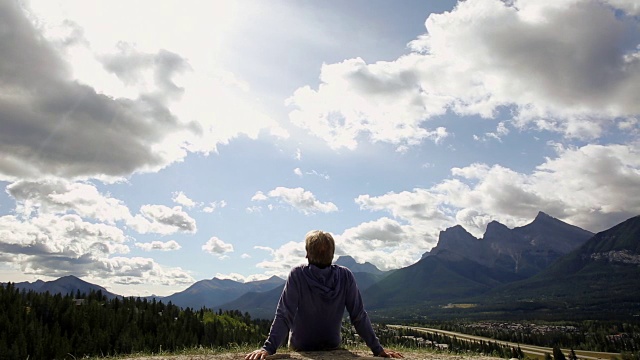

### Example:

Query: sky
xmin=1 ymin=0 xmax=639 ymax=297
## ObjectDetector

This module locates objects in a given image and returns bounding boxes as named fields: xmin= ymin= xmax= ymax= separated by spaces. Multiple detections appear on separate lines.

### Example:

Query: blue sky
xmin=1 ymin=0 xmax=639 ymax=296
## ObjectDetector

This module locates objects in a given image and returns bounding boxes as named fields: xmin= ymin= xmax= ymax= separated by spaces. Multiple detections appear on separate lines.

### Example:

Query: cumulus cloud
xmin=287 ymin=0 xmax=640 ymax=149
xmin=1 ymin=178 xmax=196 ymax=287
xmin=136 ymin=205 xmax=197 ymax=234
xmin=251 ymin=191 xmax=269 ymax=202
xmin=0 ymin=2 xmax=289 ymax=182
xmin=202 ymin=236 xmax=234 ymax=258
xmin=334 ymin=217 xmax=427 ymax=271
xmin=172 ymin=191 xmax=197 ymax=208
xmin=252 ymin=187 xmax=338 ymax=215
xmin=92 ymin=256 xmax=193 ymax=286
xmin=134 ymin=240 xmax=181 ymax=251
xmin=0 ymin=2 xmax=201 ymax=181
xmin=7 ymin=178 xmax=197 ymax=236
xmin=255 ymin=241 xmax=307 ymax=276
xmin=287 ymin=56 xmax=451 ymax=150
xmin=8 ymin=179 xmax=132 ymax=222
xmin=0 ymin=213 xmax=192 ymax=285
xmin=357 ymin=143 xmax=640 ymax=238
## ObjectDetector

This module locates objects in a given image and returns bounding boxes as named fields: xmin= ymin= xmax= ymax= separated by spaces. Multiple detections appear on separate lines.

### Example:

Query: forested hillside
xmin=0 ymin=283 xmax=271 ymax=360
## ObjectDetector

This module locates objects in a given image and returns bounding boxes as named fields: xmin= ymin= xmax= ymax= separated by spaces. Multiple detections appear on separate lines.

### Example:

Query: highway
xmin=388 ymin=325 xmax=622 ymax=360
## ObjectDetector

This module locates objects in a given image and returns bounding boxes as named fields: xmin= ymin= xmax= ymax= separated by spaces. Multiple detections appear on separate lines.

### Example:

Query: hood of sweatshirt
xmin=302 ymin=264 xmax=341 ymax=300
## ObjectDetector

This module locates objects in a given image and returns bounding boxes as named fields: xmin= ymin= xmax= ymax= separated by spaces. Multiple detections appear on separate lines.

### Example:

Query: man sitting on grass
xmin=246 ymin=230 xmax=403 ymax=359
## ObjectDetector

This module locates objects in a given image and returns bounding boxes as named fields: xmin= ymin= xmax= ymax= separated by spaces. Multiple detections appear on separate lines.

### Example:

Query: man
xmin=246 ymin=230 xmax=403 ymax=359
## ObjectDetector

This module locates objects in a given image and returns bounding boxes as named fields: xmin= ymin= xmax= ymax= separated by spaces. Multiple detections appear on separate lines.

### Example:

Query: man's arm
xmin=343 ymin=270 xmax=403 ymax=358
xmin=261 ymin=269 xmax=300 ymax=355
xmin=343 ymin=270 xmax=385 ymax=355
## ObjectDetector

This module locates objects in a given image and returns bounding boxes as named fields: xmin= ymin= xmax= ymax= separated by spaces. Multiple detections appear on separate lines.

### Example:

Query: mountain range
xmin=7 ymin=275 xmax=119 ymax=299
xmin=5 ymin=212 xmax=639 ymax=321
xmin=363 ymin=211 xmax=594 ymax=310
xmin=4 ymin=255 xmax=386 ymax=312
xmin=474 ymin=214 xmax=640 ymax=319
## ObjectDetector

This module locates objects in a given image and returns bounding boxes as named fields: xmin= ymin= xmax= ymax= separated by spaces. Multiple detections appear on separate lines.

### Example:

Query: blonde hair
xmin=305 ymin=230 xmax=335 ymax=267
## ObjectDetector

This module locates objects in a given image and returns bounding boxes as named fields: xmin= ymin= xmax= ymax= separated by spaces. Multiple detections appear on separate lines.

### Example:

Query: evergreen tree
xmin=553 ymin=346 xmax=567 ymax=360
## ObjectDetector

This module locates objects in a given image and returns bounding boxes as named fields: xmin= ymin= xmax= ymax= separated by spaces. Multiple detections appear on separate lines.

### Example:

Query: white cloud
xmin=0 ymin=2 xmax=289 ymax=182
xmin=287 ymin=56 xmax=451 ymax=150
xmin=251 ymin=191 xmax=268 ymax=201
xmin=241 ymin=253 xmax=251 ymax=259
xmin=357 ymin=143 xmax=640 ymax=238
xmin=172 ymin=191 xmax=197 ymax=208
xmin=475 ymin=121 xmax=510 ymax=142
xmin=293 ymin=168 xmax=330 ymax=180
xmin=0 ymin=2 xmax=197 ymax=181
xmin=255 ymin=241 xmax=307 ymax=276
xmin=202 ymin=236 xmax=234 ymax=258
xmin=203 ymin=200 xmax=227 ymax=213
xmin=91 ymin=256 xmax=193 ymax=286
xmin=335 ymin=217 xmax=428 ymax=271
xmin=215 ymin=272 xmax=273 ymax=283
xmin=256 ymin=187 xmax=338 ymax=215
xmin=254 ymin=245 xmax=275 ymax=255
xmin=7 ymin=178 xmax=197 ymax=236
xmin=0 ymin=213 xmax=193 ymax=287
xmin=8 ymin=179 xmax=132 ymax=222
xmin=287 ymin=0 xmax=640 ymax=149
xmin=135 ymin=240 xmax=181 ymax=251
xmin=0 ymin=178 xmax=196 ymax=287
xmin=135 ymin=205 xmax=197 ymax=235
xmin=214 ymin=272 xmax=246 ymax=282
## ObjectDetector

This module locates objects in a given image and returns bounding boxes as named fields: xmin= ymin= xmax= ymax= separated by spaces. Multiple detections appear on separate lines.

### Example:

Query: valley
xmin=388 ymin=325 xmax=622 ymax=360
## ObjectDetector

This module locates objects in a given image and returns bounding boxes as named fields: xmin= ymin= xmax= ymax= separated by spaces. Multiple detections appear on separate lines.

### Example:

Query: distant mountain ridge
xmin=160 ymin=275 xmax=285 ymax=310
xmin=426 ymin=212 xmax=594 ymax=277
xmin=8 ymin=275 xmax=118 ymax=299
xmin=480 ymin=214 xmax=640 ymax=314
xmin=363 ymin=212 xmax=594 ymax=311
xmin=335 ymin=256 xmax=385 ymax=275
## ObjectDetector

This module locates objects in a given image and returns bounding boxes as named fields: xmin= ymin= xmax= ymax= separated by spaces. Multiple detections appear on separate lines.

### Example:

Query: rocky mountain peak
xmin=484 ymin=220 xmax=511 ymax=237
xmin=335 ymin=256 xmax=384 ymax=275
xmin=427 ymin=212 xmax=593 ymax=275
xmin=436 ymin=225 xmax=478 ymax=245
xmin=534 ymin=211 xmax=554 ymax=221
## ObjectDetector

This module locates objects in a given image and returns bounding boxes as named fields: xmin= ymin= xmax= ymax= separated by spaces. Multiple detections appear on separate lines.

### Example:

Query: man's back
xmin=263 ymin=264 xmax=383 ymax=355
xmin=289 ymin=264 xmax=351 ymax=350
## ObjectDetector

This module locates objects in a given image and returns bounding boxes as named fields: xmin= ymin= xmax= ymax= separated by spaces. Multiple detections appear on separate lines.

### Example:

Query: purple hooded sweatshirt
xmin=262 ymin=264 xmax=384 ymax=356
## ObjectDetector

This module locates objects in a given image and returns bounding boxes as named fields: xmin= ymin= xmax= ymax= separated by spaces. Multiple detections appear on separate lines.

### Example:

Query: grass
xmin=81 ymin=343 xmax=263 ymax=359
xmin=80 ymin=343 xmax=476 ymax=360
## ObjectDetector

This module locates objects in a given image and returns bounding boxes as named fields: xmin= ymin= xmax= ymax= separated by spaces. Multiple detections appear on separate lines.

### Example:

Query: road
xmin=388 ymin=325 xmax=622 ymax=360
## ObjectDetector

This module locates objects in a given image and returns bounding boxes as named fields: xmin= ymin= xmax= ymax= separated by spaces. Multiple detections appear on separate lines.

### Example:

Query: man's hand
xmin=245 ymin=349 xmax=269 ymax=360
xmin=377 ymin=349 xmax=404 ymax=358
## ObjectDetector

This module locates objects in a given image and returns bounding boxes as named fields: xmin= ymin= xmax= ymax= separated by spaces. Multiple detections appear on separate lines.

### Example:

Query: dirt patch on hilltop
xmin=120 ymin=349 xmax=503 ymax=360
